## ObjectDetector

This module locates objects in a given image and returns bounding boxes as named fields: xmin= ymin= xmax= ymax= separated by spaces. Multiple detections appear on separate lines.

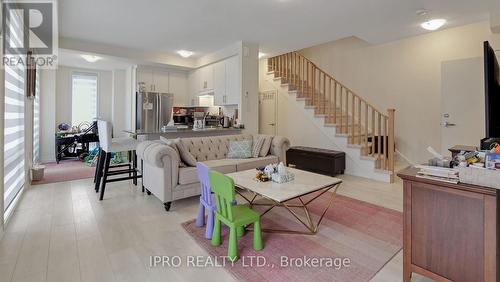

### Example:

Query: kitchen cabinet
xmin=169 ymin=71 xmax=188 ymax=106
xmin=224 ymin=56 xmax=240 ymax=105
xmin=137 ymin=68 xmax=169 ymax=93
xmin=153 ymin=70 xmax=169 ymax=93
xmin=213 ymin=61 xmax=226 ymax=105
xmin=199 ymin=64 xmax=214 ymax=91
xmin=137 ymin=67 xmax=189 ymax=106
xmin=137 ymin=69 xmax=154 ymax=91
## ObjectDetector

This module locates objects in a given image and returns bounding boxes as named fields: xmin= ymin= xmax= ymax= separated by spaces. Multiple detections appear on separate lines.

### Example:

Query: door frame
xmin=258 ymin=90 xmax=278 ymax=135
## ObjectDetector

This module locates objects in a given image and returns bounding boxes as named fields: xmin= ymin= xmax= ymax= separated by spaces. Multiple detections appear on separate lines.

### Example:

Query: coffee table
xmin=226 ymin=168 xmax=342 ymax=235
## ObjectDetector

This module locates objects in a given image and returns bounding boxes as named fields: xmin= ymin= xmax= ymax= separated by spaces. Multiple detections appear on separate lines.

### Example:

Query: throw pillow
xmin=159 ymin=136 xmax=187 ymax=167
xmin=252 ymin=136 xmax=265 ymax=158
xmin=227 ymin=140 xmax=253 ymax=159
xmin=259 ymin=135 xmax=273 ymax=157
xmin=173 ymin=138 xmax=197 ymax=166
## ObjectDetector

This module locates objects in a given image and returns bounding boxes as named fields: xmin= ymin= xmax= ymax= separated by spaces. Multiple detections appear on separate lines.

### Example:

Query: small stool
xmin=94 ymin=120 xmax=142 ymax=201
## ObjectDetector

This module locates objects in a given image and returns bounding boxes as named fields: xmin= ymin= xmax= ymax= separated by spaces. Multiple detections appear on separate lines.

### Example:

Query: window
xmin=33 ymin=68 xmax=40 ymax=164
xmin=4 ymin=8 xmax=25 ymax=213
xmin=71 ymin=73 xmax=98 ymax=126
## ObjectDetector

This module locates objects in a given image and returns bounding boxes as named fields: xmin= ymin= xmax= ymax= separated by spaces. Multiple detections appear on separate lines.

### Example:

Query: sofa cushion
xmin=227 ymin=140 xmax=253 ymax=159
xmin=252 ymin=136 xmax=265 ymax=158
xmin=178 ymin=159 xmax=238 ymax=185
xmin=174 ymin=138 xmax=197 ymax=166
xmin=256 ymin=135 xmax=273 ymax=157
xmin=178 ymin=167 xmax=199 ymax=185
xmin=159 ymin=136 xmax=187 ymax=167
xmin=180 ymin=134 xmax=253 ymax=162
xmin=235 ymin=155 xmax=279 ymax=171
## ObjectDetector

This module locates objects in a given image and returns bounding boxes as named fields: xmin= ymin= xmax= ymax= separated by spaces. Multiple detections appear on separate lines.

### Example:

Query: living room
xmin=1 ymin=1 xmax=500 ymax=282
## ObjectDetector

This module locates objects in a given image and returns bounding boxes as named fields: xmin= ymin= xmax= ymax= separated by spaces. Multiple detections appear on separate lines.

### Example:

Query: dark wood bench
xmin=286 ymin=146 xmax=345 ymax=176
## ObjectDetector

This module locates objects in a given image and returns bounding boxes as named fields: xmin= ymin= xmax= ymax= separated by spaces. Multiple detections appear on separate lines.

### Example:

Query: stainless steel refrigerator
xmin=136 ymin=92 xmax=174 ymax=132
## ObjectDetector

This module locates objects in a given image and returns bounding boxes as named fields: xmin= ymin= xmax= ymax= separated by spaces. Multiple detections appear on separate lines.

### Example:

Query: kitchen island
xmin=124 ymin=127 xmax=242 ymax=141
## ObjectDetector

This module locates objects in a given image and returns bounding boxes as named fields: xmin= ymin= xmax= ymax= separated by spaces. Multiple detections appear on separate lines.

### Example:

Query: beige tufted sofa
xmin=138 ymin=134 xmax=290 ymax=211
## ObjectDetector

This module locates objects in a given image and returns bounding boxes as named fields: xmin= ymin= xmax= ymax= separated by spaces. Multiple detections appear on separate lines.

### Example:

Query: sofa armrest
xmin=143 ymin=143 xmax=180 ymax=187
xmin=270 ymin=136 xmax=291 ymax=163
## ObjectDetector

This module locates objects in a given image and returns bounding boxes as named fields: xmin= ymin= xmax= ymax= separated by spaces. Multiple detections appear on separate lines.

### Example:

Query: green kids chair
xmin=209 ymin=171 xmax=263 ymax=261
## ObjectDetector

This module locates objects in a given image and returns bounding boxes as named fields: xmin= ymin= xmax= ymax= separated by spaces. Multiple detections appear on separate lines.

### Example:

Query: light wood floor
xmin=0 ymin=171 xmax=434 ymax=282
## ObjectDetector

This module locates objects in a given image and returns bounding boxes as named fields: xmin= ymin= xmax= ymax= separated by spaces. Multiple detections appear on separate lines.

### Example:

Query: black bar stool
xmin=94 ymin=120 xmax=142 ymax=200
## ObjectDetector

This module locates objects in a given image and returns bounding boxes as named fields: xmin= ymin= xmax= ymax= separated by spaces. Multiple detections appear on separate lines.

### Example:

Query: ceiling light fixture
xmin=420 ymin=19 xmax=446 ymax=31
xmin=177 ymin=50 xmax=194 ymax=58
xmin=81 ymin=54 xmax=101 ymax=63
xmin=258 ymin=52 xmax=266 ymax=59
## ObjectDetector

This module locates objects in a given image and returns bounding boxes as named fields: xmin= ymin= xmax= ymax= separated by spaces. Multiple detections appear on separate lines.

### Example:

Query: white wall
xmin=40 ymin=65 xmax=128 ymax=162
xmin=275 ymin=21 xmax=500 ymax=163
xmin=55 ymin=66 xmax=113 ymax=126
xmin=40 ymin=70 xmax=56 ymax=162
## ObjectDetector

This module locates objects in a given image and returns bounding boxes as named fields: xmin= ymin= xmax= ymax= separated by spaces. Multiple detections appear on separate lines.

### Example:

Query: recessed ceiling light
xmin=81 ymin=54 xmax=101 ymax=63
xmin=421 ymin=19 xmax=446 ymax=31
xmin=258 ymin=52 xmax=266 ymax=59
xmin=177 ymin=50 xmax=194 ymax=58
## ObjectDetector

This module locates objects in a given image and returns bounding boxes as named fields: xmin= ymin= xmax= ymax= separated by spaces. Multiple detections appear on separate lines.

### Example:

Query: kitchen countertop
xmin=124 ymin=127 xmax=242 ymax=136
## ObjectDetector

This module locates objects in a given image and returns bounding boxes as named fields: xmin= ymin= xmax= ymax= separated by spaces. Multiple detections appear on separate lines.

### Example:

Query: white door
xmin=225 ymin=56 xmax=240 ymax=105
xmin=259 ymin=91 xmax=277 ymax=135
xmin=153 ymin=70 xmax=169 ymax=93
xmin=441 ymin=58 xmax=485 ymax=155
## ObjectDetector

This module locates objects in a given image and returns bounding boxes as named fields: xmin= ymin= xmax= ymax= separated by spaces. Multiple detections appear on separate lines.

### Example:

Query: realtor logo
xmin=2 ymin=0 xmax=58 ymax=68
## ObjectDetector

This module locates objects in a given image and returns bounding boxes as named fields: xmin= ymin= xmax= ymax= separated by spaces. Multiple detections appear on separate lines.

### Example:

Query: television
xmin=484 ymin=41 xmax=500 ymax=138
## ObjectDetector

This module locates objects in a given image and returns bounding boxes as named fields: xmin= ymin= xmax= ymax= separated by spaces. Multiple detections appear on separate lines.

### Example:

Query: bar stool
xmin=94 ymin=120 xmax=141 ymax=201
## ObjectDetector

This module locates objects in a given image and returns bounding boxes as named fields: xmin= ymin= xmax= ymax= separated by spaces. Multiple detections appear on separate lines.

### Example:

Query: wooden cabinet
xmin=137 ymin=69 xmax=154 ymax=91
xmin=398 ymin=167 xmax=498 ymax=282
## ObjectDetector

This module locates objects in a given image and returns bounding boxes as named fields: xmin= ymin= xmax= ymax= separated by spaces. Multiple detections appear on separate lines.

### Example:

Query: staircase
xmin=267 ymin=52 xmax=395 ymax=182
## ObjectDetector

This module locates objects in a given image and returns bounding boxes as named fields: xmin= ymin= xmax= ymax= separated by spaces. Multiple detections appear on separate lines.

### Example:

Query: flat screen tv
xmin=484 ymin=41 xmax=500 ymax=138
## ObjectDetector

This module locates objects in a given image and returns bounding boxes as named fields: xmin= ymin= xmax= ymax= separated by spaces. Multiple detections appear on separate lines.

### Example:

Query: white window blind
xmin=72 ymin=73 xmax=98 ymax=126
xmin=4 ymin=8 xmax=26 ymax=212
xmin=33 ymin=68 xmax=40 ymax=164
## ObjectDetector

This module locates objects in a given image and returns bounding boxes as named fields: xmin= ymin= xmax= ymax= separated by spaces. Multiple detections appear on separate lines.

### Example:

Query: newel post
xmin=387 ymin=109 xmax=396 ymax=183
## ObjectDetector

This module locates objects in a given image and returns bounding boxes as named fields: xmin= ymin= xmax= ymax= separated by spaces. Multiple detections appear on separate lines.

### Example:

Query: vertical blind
xmin=4 ymin=8 xmax=25 ymax=212
xmin=72 ymin=73 xmax=98 ymax=126
xmin=33 ymin=69 xmax=40 ymax=164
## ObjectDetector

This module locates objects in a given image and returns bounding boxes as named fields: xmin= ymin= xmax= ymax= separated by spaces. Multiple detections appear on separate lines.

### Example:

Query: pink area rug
xmin=182 ymin=194 xmax=402 ymax=282
xmin=31 ymin=160 xmax=95 ymax=185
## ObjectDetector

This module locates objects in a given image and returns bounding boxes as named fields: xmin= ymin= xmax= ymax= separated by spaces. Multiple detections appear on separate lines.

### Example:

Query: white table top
xmin=226 ymin=168 xmax=342 ymax=203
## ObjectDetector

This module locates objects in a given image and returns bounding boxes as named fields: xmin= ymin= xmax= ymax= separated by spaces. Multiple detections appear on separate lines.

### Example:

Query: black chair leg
xmin=99 ymin=152 xmax=112 ymax=201
xmin=128 ymin=151 xmax=132 ymax=178
xmin=95 ymin=149 xmax=105 ymax=193
xmin=141 ymin=159 xmax=145 ymax=193
xmin=132 ymin=151 xmax=137 ymax=186
xmin=93 ymin=147 xmax=101 ymax=183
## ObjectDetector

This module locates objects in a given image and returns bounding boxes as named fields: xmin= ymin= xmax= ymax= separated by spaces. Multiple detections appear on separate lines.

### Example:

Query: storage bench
xmin=286 ymin=146 xmax=345 ymax=176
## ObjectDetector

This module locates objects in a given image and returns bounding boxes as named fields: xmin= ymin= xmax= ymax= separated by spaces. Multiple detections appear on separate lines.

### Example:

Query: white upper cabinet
xmin=213 ymin=60 xmax=226 ymax=105
xmin=152 ymin=70 xmax=169 ymax=93
xmin=169 ymin=71 xmax=188 ymax=106
xmin=186 ymin=55 xmax=241 ymax=106
xmin=199 ymin=64 xmax=214 ymax=91
xmin=137 ymin=69 xmax=154 ymax=91
xmin=225 ymin=56 xmax=240 ymax=105
xmin=137 ymin=67 xmax=189 ymax=105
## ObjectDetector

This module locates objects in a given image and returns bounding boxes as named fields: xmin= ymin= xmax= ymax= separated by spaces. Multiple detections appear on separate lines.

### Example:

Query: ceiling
xmin=58 ymin=49 xmax=134 ymax=70
xmin=60 ymin=0 xmax=500 ymax=59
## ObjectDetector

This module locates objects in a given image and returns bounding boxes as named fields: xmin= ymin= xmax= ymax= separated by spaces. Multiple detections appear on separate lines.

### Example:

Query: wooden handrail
xmin=268 ymin=52 xmax=395 ymax=182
